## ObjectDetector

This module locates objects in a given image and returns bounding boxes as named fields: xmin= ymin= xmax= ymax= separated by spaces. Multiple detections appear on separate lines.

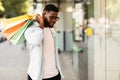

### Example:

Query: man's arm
xmin=36 ymin=14 xmax=44 ymax=29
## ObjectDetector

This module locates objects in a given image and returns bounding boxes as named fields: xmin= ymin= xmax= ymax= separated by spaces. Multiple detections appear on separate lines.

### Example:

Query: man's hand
xmin=36 ymin=14 xmax=44 ymax=29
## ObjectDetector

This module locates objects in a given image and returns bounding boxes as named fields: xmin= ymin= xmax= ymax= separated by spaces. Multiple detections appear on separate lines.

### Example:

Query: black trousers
xmin=28 ymin=73 xmax=61 ymax=80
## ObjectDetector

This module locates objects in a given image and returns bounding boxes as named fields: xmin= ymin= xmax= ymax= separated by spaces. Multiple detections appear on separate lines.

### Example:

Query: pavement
xmin=0 ymin=41 xmax=78 ymax=80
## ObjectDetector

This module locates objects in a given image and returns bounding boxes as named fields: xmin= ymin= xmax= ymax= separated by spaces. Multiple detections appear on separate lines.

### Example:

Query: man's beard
xmin=44 ymin=18 xmax=52 ymax=28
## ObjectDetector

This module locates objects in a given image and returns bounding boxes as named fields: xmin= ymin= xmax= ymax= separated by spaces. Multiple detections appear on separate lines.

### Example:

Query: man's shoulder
xmin=25 ymin=24 xmax=43 ymax=36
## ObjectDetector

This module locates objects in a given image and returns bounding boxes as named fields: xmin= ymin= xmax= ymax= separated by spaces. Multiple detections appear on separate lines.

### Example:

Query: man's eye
xmin=49 ymin=16 xmax=60 ymax=21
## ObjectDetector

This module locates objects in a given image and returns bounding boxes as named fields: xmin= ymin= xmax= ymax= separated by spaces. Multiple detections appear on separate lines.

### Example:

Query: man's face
xmin=43 ymin=11 xmax=59 ymax=28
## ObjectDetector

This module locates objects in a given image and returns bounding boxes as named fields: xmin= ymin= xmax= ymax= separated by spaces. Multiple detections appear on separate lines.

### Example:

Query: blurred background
xmin=0 ymin=0 xmax=120 ymax=80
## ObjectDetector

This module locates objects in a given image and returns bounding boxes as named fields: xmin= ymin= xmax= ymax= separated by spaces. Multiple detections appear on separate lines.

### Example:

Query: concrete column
xmin=94 ymin=0 xmax=105 ymax=20
xmin=94 ymin=0 xmax=101 ymax=21
xmin=60 ymin=2 xmax=73 ymax=51
xmin=64 ymin=11 xmax=73 ymax=51
xmin=100 ymin=0 xmax=105 ymax=18
xmin=55 ymin=12 xmax=64 ymax=52
xmin=55 ymin=1 xmax=74 ymax=52
xmin=88 ymin=0 xmax=106 ymax=80
xmin=89 ymin=0 xmax=106 ymax=80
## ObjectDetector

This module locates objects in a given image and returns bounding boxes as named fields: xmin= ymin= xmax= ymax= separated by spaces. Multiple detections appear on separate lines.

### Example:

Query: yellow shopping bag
xmin=1 ymin=14 xmax=35 ymax=30
xmin=2 ymin=20 xmax=27 ymax=40
xmin=1 ymin=14 xmax=36 ymax=45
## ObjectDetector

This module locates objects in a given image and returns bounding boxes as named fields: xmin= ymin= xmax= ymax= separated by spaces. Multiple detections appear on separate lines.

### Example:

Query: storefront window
xmin=105 ymin=0 xmax=120 ymax=80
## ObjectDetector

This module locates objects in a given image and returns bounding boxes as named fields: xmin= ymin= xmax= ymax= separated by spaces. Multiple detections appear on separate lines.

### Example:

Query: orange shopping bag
xmin=2 ymin=20 xmax=27 ymax=40
xmin=1 ymin=14 xmax=34 ymax=30
xmin=1 ymin=14 xmax=36 ymax=40
xmin=9 ymin=19 xmax=33 ymax=45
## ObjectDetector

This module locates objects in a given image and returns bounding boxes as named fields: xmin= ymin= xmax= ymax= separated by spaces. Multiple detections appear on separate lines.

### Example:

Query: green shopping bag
xmin=10 ymin=19 xmax=33 ymax=45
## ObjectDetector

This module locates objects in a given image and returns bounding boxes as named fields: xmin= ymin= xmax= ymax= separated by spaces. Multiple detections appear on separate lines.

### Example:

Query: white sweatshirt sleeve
xmin=24 ymin=26 xmax=43 ymax=45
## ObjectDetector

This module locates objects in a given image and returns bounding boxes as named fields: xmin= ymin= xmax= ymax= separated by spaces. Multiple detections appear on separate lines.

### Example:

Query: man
xmin=24 ymin=4 xmax=64 ymax=80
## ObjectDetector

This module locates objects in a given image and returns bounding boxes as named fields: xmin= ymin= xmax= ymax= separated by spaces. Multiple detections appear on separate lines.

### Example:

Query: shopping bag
xmin=1 ymin=14 xmax=36 ymax=45
xmin=1 ymin=14 xmax=34 ymax=30
xmin=2 ymin=20 xmax=27 ymax=40
xmin=9 ymin=19 xmax=33 ymax=45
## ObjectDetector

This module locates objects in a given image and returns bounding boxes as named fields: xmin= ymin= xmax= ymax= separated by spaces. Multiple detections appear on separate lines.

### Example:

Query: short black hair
xmin=43 ymin=4 xmax=59 ymax=12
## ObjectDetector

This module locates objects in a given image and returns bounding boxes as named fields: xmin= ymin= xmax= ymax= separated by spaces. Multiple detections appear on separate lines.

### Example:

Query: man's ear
xmin=42 ymin=12 xmax=46 ymax=18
